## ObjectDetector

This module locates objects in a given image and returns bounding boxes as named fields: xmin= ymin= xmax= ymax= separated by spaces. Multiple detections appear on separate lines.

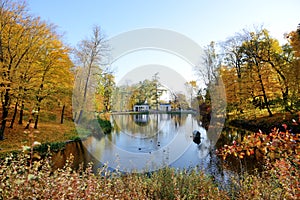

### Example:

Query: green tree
xmin=96 ymin=72 xmax=115 ymax=112
xmin=128 ymin=79 xmax=158 ymax=108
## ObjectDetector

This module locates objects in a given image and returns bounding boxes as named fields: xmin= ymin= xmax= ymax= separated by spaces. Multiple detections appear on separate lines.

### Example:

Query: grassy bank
xmin=0 ymin=120 xmax=78 ymax=155
xmin=226 ymin=111 xmax=300 ymax=133
xmin=0 ymin=112 xmax=114 ymax=155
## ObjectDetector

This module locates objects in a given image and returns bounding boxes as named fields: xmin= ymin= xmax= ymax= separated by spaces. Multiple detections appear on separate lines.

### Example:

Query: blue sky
xmin=27 ymin=0 xmax=300 ymax=86
xmin=27 ymin=0 xmax=299 ymax=46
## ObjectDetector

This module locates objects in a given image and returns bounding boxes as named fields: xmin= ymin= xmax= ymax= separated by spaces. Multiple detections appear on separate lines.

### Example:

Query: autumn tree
xmin=285 ymin=24 xmax=300 ymax=110
xmin=0 ymin=0 xmax=74 ymax=139
xmin=220 ymin=66 xmax=240 ymax=113
xmin=32 ymin=35 xmax=73 ymax=129
xmin=0 ymin=0 xmax=32 ymax=138
xmin=185 ymin=80 xmax=198 ymax=109
xmin=73 ymin=25 xmax=109 ymax=123
xmin=255 ymin=30 xmax=290 ymax=112
xmin=286 ymin=24 xmax=300 ymax=57
xmin=8 ymin=36 xmax=41 ymax=128
xmin=219 ymin=25 xmax=300 ymax=116
xmin=0 ymin=0 xmax=52 ymax=139
xmin=220 ymin=34 xmax=248 ymax=114
xmin=239 ymin=27 xmax=298 ymax=116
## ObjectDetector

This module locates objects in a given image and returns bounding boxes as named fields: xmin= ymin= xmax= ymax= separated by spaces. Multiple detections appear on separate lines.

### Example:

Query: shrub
xmin=97 ymin=116 xmax=112 ymax=134
xmin=0 ymin=153 xmax=230 ymax=199
xmin=218 ymin=125 xmax=300 ymax=199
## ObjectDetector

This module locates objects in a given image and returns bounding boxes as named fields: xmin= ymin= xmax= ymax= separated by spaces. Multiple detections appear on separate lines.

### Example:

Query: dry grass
xmin=0 ymin=120 xmax=77 ymax=154
xmin=0 ymin=153 xmax=231 ymax=200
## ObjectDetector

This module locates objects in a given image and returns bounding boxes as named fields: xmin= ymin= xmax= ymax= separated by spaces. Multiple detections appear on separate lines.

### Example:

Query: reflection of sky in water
xmin=111 ymin=114 xmax=176 ymax=153
xmin=84 ymin=114 xmax=219 ymax=172
xmin=80 ymin=113 xmax=234 ymax=188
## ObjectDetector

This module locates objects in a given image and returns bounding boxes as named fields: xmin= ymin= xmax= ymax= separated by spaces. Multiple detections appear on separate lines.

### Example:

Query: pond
xmin=53 ymin=113 xmax=236 ymax=187
xmin=88 ymin=113 xmax=211 ymax=171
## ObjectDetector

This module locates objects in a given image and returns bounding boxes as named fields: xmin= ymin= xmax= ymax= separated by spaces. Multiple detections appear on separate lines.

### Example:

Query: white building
xmin=159 ymin=103 xmax=171 ymax=111
xmin=133 ymin=104 xmax=149 ymax=112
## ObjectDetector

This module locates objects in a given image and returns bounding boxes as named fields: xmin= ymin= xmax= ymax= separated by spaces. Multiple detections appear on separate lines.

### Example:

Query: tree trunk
xmin=34 ymin=106 xmax=41 ymax=129
xmin=18 ymin=102 xmax=24 ymax=124
xmin=73 ymin=112 xmax=77 ymax=122
xmin=257 ymin=71 xmax=273 ymax=117
xmin=76 ymin=68 xmax=91 ymax=124
xmin=0 ymin=113 xmax=7 ymax=140
xmin=0 ymin=35 xmax=3 ymax=63
xmin=10 ymin=101 xmax=18 ymax=128
xmin=0 ymin=89 xmax=10 ymax=140
xmin=282 ymin=87 xmax=290 ymax=112
xmin=76 ymin=109 xmax=83 ymax=124
xmin=61 ymin=104 xmax=65 ymax=124
xmin=0 ymin=35 xmax=3 ymax=139
xmin=25 ymin=119 xmax=33 ymax=129
xmin=268 ymin=60 xmax=290 ymax=112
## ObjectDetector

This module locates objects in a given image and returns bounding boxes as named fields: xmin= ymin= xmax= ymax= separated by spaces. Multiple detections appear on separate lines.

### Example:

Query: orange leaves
xmin=233 ymin=152 xmax=238 ymax=157
xmin=0 ymin=0 xmax=74 ymax=136
xmin=287 ymin=30 xmax=300 ymax=57
xmin=218 ymin=126 xmax=300 ymax=165
xmin=221 ymin=27 xmax=300 ymax=115
xmin=255 ymin=140 xmax=262 ymax=147
xmin=246 ymin=150 xmax=251 ymax=156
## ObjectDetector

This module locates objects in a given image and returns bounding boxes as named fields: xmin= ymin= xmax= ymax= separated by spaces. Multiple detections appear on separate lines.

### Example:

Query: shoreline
xmin=1 ymin=111 xmax=299 ymax=155
xmin=109 ymin=110 xmax=197 ymax=115
xmin=226 ymin=112 xmax=300 ymax=133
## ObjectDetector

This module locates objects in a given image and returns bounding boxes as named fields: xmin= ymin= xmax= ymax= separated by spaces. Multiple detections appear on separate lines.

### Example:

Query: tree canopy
xmin=0 ymin=0 xmax=74 ymax=139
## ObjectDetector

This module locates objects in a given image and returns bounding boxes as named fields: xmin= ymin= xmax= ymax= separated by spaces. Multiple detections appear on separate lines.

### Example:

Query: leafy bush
xmin=0 ymin=153 xmax=230 ymax=199
xmin=218 ymin=125 xmax=300 ymax=199
xmin=97 ymin=117 xmax=112 ymax=134
xmin=1 ymin=149 xmax=299 ymax=199
xmin=34 ymin=142 xmax=66 ymax=155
